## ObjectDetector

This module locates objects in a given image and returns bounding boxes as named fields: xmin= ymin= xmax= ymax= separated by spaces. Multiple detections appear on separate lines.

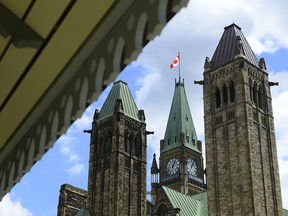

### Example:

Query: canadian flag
xmin=170 ymin=53 xmax=180 ymax=69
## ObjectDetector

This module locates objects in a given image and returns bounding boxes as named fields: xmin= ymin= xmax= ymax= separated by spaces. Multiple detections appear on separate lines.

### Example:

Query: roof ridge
xmin=209 ymin=24 xmax=259 ymax=70
xmin=97 ymin=80 xmax=140 ymax=121
xmin=224 ymin=23 xmax=241 ymax=30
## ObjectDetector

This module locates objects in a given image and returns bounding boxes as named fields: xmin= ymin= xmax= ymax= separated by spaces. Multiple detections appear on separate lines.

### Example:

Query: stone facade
xmin=203 ymin=55 xmax=283 ymax=215
xmin=151 ymin=188 xmax=180 ymax=216
xmin=57 ymin=184 xmax=87 ymax=216
xmin=87 ymin=102 xmax=147 ymax=215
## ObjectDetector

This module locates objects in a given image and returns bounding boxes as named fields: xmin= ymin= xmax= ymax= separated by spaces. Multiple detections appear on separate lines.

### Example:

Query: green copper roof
xmin=98 ymin=80 xmax=140 ymax=121
xmin=76 ymin=209 xmax=91 ymax=216
xmin=162 ymin=81 xmax=199 ymax=153
xmin=162 ymin=186 xmax=207 ymax=216
xmin=284 ymin=208 xmax=288 ymax=216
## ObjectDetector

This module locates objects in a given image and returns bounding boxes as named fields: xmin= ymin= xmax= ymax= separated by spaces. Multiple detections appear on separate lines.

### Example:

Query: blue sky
xmin=1 ymin=0 xmax=288 ymax=215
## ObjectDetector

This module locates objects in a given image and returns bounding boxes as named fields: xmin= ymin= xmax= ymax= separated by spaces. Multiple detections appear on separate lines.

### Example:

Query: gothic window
xmin=132 ymin=136 xmax=138 ymax=157
xmin=125 ymin=133 xmax=129 ymax=153
xmin=223 ymin=84 xmax=228 ymax=105
xmin=229 ymin=81 xmax=235 ymax=103
xmin=104 ymin=134 xmax=111 ymax=155
xmin=98 ymin=136 xmax=103 ymax=156
xmin=129 ymin=135 xmax=134 ymax=155
xmin=249 ymin=78 xmax=253 ymax=102
xmin=258 ymin=84 xmax=264 ymax=109
xmin=253 ymin=83 xmax=258 ymax=105
xmin=215 ymin=87 xmax=221 ymax=108
xmin=101 ymin=136 xmax=106 ymax=156
xmin=157 ymin=204 xmax=168 ymax=216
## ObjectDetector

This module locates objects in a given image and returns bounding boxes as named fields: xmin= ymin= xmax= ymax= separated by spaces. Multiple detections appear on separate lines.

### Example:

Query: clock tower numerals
xmin=187 ymin=158 xmax=197 ymax=177
xmin=166 ymin=158 xmax=180 ymax=175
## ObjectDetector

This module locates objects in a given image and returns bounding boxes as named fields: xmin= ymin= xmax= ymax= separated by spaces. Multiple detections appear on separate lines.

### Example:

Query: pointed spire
xmin=151 ymin=153 xmax=159 ymax=174
xmin=97 ymin=80 xmax=141 ymax=121
xmin=210 ymin=23 xmax=259 ymax=70
xmin=161 ymin=80 xmax=200 ymax=153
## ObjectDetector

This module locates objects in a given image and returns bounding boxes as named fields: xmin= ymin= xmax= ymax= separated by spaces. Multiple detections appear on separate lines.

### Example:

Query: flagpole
xmin=178 ymin=52 xmax=181 ymax=82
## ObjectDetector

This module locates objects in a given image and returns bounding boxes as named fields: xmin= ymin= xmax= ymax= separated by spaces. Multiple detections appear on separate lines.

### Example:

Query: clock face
xmin=187 ymin=158 xmax=197 ymax=176
xmin=166 ymin=158 xmax=180 ymax=175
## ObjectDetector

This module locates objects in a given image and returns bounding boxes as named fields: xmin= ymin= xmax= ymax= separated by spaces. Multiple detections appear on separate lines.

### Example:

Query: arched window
xmin=249 ymin=78 xmax=253 ymax=102
xmin=229 ymin=81 xmax=235 ymax=103
xmin=125 ymin=133 xmax=129 ymax=152
xmin=129 ymin=135 xmax=134 ymax=155
xmin=157 ymin=204 xmax=168 ymax=216
xmin=132 ymin=136 xmax=138 ymax=157
xmin=253 ymin=83 xmax=258 ymax=105
xmin=223 ymin=84 xmax=228 ymax=105
xmin=215 ymin=87 xmax=221 ymax=108
xmin=98 ymin=136 xmax=103 ymax=156
xmin=105 ymin=133 xmax=111 ymax=154
xmin=258 ymin=84 xmax=264 ymax=109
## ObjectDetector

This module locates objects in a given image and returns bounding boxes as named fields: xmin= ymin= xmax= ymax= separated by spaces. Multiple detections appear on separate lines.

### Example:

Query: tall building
xmin=151 ymin=80 xmax=206 ymax=197
xmin=203 ymin=23 xmax=283 ymax=215
xmin=150 ymin=80 xmax=207 ymax=215
xmin=57 ymin=24 xmax=286 ymax=216
xmin=57 ymin=80 xmax=147 ymax=216
xmin=86 ymin=80 xmax=147 ymax=215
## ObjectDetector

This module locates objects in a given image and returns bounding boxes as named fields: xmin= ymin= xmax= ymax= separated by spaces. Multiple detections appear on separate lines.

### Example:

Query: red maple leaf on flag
xmin=170 ymin=54 xmax=180 ymax=69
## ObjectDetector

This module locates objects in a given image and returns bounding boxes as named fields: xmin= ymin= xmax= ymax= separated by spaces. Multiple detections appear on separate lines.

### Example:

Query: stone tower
xmin=151 ymin=80 xmax=205 ymax=201
xmin=203 ymin=24 xmax=283 ymax=215
xmin=87 ymin=80 xmax=147 ymax=216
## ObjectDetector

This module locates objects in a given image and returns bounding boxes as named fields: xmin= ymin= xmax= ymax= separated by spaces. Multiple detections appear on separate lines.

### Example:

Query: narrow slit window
xmin=223 ymin=84 xmax=228 ymax=105
xmin=216 ymin=87 xmax=221 ymax=108
xmin=230 ymin=81 xmax=235 ymax=103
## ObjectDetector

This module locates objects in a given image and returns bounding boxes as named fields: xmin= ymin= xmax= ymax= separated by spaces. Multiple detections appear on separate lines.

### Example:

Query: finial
xmin=204 ymin=57 xmax=211 ymax=70
xmin=259 ymin=58 xmax=267 ymax=71
xmin=93 ymin=109 xmax=99 ymax=120
xmin=114 ymin=98 xmax=123 ymax=113
xmin=234 ymin=36 xmax=245 ymax=57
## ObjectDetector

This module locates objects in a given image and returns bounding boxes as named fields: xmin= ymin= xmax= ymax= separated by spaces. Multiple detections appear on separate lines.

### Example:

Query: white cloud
xmin=0 ymin=194 xmax=32 ymax=216
xmin=270 ymin=71 xmax=288 ymax=208
xmin=66 ymin=163 xmax=84 ymax=177
xmin=73 ymin=106 xmax=94 ymax=131
xmin=57 ymin=134 xmax=84 ymax=176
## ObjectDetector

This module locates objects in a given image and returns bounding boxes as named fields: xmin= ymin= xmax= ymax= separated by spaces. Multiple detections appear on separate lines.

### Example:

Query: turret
xmin=150 ymin=153 xmax=159 ymax=203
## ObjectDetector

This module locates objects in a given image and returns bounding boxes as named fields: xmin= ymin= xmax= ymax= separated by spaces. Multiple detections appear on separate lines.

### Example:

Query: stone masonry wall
xmin=57 ymin=184 xmax=87 ymax=216
xmin=204 ymin=58 xmax=283 ymax=215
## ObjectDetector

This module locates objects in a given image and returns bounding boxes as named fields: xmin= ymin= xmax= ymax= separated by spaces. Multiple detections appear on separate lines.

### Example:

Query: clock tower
xmin=151 ymin=80 xmax=205 ymax=199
